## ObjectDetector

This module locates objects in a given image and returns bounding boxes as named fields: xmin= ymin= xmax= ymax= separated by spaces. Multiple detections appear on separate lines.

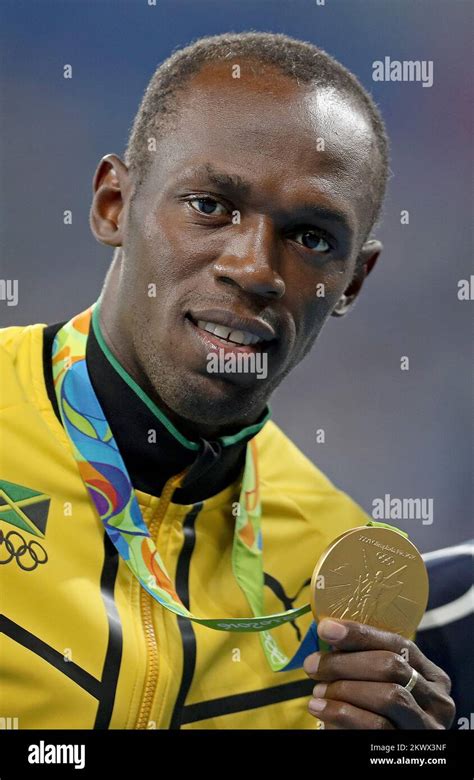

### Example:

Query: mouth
xmin=185 ymin=309 xmax=277 ymax=355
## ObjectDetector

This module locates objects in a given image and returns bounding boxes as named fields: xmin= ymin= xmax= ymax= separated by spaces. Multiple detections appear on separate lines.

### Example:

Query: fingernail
xmin=318 ymin=619 xmax=348 ymax=641
xmin=309 ymin=698 xmax=327 ymax=713
xmin=313 ymin=683 xmax=327 ymax=698
xmin=304 ymin=652 xmax=321 ymax=675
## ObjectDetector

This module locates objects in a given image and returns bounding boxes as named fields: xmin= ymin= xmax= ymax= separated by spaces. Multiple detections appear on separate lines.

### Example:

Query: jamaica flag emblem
xmin=0 ymin=479 xmax=50 ymax=570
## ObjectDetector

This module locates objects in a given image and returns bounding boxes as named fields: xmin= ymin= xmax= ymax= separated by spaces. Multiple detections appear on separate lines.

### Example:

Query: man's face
xmin=95 ymin=61 xmax=381 ymax=434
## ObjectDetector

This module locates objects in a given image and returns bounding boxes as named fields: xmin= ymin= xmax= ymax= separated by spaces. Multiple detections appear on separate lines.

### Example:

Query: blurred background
xmin=0 ymin=0 xmax=472 ymax=552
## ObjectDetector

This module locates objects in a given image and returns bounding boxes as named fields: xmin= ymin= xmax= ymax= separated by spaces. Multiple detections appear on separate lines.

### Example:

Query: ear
xmin=331 ymin=239 xmax=382 ymax=317
xmin=89 ymin=154 xmax=131 ymax=247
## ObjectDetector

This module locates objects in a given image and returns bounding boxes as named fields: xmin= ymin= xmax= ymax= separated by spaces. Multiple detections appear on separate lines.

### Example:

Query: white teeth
xmin=228 ymin=329 xmax=260 ymax=345
xmin=228 ymin=329 xmax=247 ymax=345
xmin=213 ymin=324 xmax=232 ymax=340
xmin=196 ymin=320 xmax=261 ymax=345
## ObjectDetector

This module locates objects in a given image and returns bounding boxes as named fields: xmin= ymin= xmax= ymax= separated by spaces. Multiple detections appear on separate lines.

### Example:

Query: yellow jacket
xmin=0 ymin=319 xmax=373 ymax=729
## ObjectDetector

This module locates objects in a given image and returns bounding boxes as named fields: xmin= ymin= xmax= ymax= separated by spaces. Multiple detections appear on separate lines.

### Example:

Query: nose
xmin=212 ymin=215 xmax=285 ymax=300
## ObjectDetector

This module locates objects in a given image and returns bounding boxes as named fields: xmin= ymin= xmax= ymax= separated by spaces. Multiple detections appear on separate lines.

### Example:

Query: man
xmin=0 ymin=32 xmax=454 ymax=730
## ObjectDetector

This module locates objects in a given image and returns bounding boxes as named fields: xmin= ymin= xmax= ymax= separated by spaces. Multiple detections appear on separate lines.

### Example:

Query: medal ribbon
xmin=52 ymin=302 xmax=407 ymax=672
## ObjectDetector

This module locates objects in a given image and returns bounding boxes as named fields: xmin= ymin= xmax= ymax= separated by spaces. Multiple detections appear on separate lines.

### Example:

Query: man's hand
xmin=303 ymin=618 xmax=455 ymax=729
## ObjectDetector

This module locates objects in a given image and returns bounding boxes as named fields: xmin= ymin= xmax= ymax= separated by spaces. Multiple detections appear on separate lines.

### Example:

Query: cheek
xmin=141 ymin=207 xmax=214 ymax=286
xmin=284 ymin=265 xmax=350 ymax=359
xmin=127 ymin=198 xmax=179 ymax=279
xmin=299 ymin=302 xmax=330 ymax=349
xmin=288 ymin=263 xmax=348 ymax=321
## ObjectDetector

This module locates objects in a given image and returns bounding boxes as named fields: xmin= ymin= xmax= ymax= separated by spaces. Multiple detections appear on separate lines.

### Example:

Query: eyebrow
xmin=177 ymin=163 xmax=252 ymax=197
xmin=176 ymin=163 xmax=354 ymax=234
xmin=293 ymin=204 xmax=354 ymax=234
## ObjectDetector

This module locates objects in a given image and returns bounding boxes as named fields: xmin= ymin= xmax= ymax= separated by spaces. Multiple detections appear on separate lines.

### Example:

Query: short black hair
xmin=125 ymin=31 xmax=389 ymax=231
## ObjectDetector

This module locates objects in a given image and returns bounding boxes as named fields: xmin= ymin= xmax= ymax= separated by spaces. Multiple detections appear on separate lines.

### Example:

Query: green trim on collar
xmin=365 ymin=520 xmax=409 ymax=538
xmin=91 ymin=300 xmax=271 ymax=450
xmin=218 ymin=406 xmax=271 ymax=446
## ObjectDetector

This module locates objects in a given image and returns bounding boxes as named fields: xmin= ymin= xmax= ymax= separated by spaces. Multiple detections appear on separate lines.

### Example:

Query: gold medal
xmin=310 ymin=526 xmax=429 ymax=638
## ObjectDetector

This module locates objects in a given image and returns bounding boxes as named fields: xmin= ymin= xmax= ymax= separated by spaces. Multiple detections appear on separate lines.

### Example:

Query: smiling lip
xmin=187 ymin=308 xmax=277 ymax=344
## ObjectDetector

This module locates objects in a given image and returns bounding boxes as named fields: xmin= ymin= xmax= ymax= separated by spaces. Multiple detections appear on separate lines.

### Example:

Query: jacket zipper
xmin=135 ymin=470 xmax=187 ymax=730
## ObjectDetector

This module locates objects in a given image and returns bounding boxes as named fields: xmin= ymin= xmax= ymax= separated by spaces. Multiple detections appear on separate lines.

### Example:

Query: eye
xmin=188 ymin=196 xmax=228 ymax=216
xmin=293 ymin=229 xmax=332 ymax=253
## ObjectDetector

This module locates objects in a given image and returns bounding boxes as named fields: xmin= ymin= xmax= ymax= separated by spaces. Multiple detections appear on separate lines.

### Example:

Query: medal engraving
xmin=310 ymin=526 xmax=429 ymax=638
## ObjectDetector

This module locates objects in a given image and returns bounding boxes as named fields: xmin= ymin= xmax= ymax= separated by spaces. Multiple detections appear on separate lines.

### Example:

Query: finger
xmin=308 ymin=697 xmax=395 ymax=730
xmin=317 ymin=618 xmax=452 ymax=690
xmin=311 ymin=680 xmax=437 ymax=729
xmin=305 ymin=649 xmax=430 ymax=696
xmin=305 ymin=649 xmax=414 ymax=685
xmin=305 ymin=649 xmax=453 ymax=718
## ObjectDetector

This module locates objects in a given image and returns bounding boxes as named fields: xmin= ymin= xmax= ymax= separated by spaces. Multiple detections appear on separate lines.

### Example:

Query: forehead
xmin=143 ymin=60 xmax=378 ymax=232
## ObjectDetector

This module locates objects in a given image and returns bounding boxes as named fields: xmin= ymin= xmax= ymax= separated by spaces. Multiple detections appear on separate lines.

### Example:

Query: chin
xmin=167 ymin=371 xmax=269 ymax=430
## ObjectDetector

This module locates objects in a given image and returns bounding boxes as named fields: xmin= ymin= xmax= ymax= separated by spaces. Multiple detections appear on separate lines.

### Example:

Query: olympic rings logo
xmin=0 ymin=529 xmax=48 ymax=571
